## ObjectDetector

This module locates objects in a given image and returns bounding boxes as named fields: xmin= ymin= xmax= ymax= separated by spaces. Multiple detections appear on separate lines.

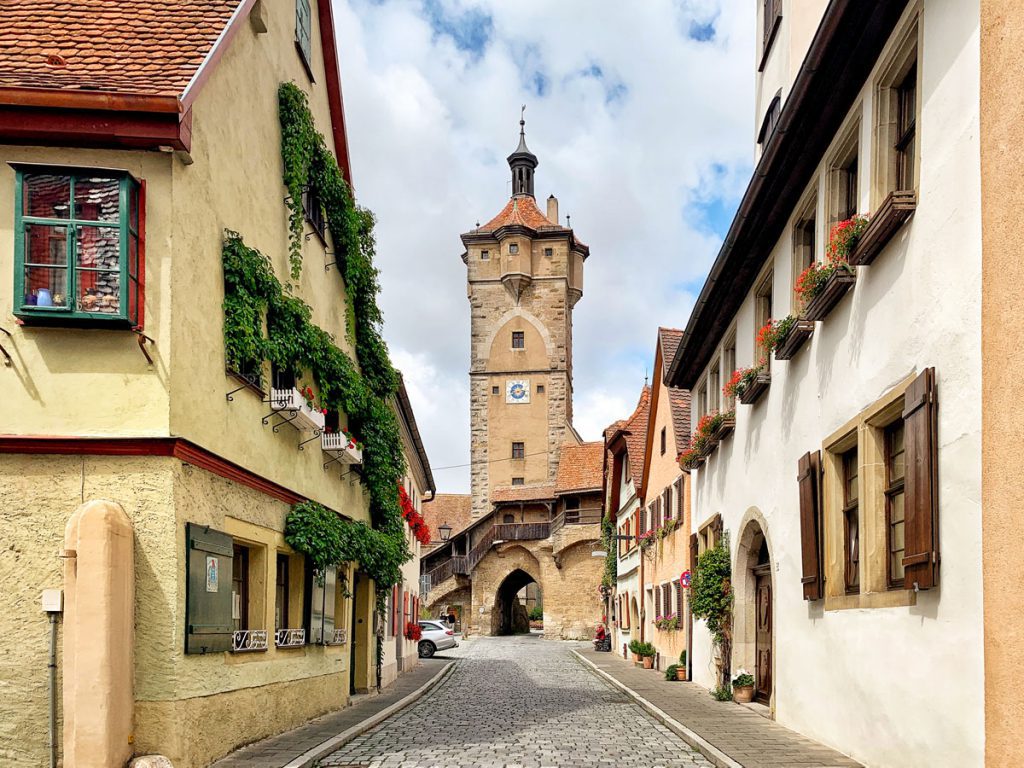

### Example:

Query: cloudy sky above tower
xmin=332 ymin=0 xmax=756 ymax=493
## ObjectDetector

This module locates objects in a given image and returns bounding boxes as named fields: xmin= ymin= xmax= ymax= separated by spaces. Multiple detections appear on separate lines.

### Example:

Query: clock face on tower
xmin=506 ymin=379 xmax=530 ymax=404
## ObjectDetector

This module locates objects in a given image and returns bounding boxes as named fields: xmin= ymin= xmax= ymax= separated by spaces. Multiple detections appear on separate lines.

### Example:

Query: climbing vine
xmin=600 ymin=515 xmax=617 ymax=588
xmin=278 ymin=82 xmax=398 ymax=397
xmin=690 ymin=535 xmax=733 ymax=691
xmin=222 ymin=232 xmax=410 ymax=590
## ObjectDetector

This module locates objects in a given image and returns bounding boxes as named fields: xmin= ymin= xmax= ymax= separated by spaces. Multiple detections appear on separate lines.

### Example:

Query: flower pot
xmin=676 ymin=668 xmax=688 ymax=681
xmin=642 ymin=656 xmax=654 ymax=669
xmin=733 ymin=684 xmax=755 ymax=703
xmin=631 ymin=653 xmax=640 ymax=663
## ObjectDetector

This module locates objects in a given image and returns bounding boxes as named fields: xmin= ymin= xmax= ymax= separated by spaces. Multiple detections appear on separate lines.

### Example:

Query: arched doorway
xmin=493 ymin=569 xmax=540 ymax=635
xmin=736 ymin=515 xmax=773 ymax=706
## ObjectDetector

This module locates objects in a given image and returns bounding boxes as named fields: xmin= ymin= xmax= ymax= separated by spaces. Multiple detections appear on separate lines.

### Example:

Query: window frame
xmin=511 ymin=477 xmax=525 ymax=486
xmin=13 ymin=166 xmax=143 ymax=328
xmin=872 ymin=20 xmax=920 ymax=207
xmin=481 ymin=249 xmax=490 ymax=260
xmin=826 ymin=123 xmax=861 ymax=228
xmin=884 ymin=420 xmax=907 ymax=589
xmin=511 ymin=441 xmax=525 ymax=460
xmin=511 ymin=331 xmax=525 ymax=349
xmin=660 ymin=427 xmax=667 ymax=456
xmin=275 ymin=553 xmax=290 ymax=632
xmin=295 ymin=0 xmax=315 ymax=80
xmin=792 ymin=190 xmax=818 ymax=312
xmin=841 ymin=446 xmax=860 ymax=595
xmin=753 ymin=268 xmax=774 ymax=366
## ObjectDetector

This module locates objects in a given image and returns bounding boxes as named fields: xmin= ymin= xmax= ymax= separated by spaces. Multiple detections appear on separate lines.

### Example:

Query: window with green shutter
xmin=295 ymin=0 xmax=313 ymax=76
xmin=13 ymin=166 xmax=142 ymax=327
xmin=185 ymin=523 xmax=234 ymax=655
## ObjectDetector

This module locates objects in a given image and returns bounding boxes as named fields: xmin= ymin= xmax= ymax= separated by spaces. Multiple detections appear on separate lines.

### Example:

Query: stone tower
xmin=461 ymin=119 xmax=590 ymax=518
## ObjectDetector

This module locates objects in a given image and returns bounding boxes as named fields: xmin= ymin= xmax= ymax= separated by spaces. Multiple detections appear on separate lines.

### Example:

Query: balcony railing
xmin=427 ymin=555 xmax=468 ymax=586
xmin=275 ymin=628 xmax=306 ymax=648
xmin=565 ymin=507 xmax=603 ymax=525
xmin=326 ymin=628 xmax=347 ymax=646
xmin=321 ymin=432 xmax=363 ymax=465
xmin=231 ymin=629 xmax=268 ymax=653
xmin=269 ymin=387 xmax=325 ymax=432
xmin=493 ymin=522 xmax=551 ymax=541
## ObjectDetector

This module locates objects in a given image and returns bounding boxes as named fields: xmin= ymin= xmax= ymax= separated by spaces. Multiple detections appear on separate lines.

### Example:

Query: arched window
xmin=503 ymin=513 xmax=515 ymax=524
xmin=757 ymin=91 xmax=783 ymax=148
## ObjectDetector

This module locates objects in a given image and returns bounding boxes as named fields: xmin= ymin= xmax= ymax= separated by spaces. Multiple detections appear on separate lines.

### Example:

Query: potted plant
xmin=637 ymin=641 xmax=657 ymax=669
xmin=797 ymin=216 xmax=867 ymax=321
xmin=665 ymin=664 xmax=682 ymax=681
xmin=732 ymin=669 xmax=755 ymax=703
xmin=628 ymin=638 xmax=642 ymax=663
xmin=404 ymin=621 xmax=422 ymax=641
xmin=676 ymin=650 xmax=688 ymax=680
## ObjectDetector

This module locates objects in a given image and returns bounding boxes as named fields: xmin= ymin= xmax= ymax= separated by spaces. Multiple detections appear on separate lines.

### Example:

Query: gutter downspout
xmin=48 ymin=612 xmax=58 ymax=768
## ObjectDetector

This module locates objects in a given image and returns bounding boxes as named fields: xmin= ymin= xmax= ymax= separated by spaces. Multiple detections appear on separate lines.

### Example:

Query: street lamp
xmin=438 ymin=522 xmax=452 ymax=542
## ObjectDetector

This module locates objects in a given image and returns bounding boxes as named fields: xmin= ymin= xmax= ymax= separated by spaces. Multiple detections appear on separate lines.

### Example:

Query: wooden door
xmin=755 ymin=571 xmax=772 ymax=703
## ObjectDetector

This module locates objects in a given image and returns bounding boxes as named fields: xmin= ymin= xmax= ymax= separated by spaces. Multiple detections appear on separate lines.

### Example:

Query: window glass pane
xmin=23 ymin=265 xmax=68 ymax=307
xmin=890 ymin=492 xmax=905 ymax=581
xmin=887 ymin=422 xmax=905 ymax=483
xmin=24 ymin=174 xmax=71 ymax=218
xmin=77 ymin=225 xmax=121 ymax=271
xmin=25 ymin=223 xmax=67 ymax=266
xmin=74 ymin=176 xmax=120 ymax=221
xmin=78 ymin=270 xmax=120 ymax=314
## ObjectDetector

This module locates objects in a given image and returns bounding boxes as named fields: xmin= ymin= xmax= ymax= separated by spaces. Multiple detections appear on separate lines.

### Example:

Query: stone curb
xmin=282 ymin=660 xmax=457 ymax=768
xmin=571 ymin=650 xmax=742 ymax=768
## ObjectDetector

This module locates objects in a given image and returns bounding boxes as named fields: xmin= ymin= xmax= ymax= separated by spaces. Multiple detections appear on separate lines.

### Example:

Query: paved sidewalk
xmin=575 ymin=648 xmax=862 ymax=768
xmin=210 ymin=657 xmax=453 ymax=768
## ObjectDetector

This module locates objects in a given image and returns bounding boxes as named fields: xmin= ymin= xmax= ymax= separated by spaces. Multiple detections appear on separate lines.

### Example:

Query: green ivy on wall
xmin=690 ymin=535 xmax=733 ymax=690
xmin=601 ymin=515 xmax=617 ymax=588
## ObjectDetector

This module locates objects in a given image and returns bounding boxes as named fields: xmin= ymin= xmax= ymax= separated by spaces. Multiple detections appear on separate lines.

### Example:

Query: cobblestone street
xmin=319 ymin=635 xmax=713 ymax=768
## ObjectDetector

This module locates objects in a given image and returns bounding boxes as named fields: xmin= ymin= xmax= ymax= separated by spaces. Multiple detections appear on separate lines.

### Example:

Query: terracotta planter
xmin=631 ymin=653 xmax=640 ymax=663
xmin=676 ymin=668 xmax=688 ymax=681
xmin=642 ymin=656 xmax=654 ymax=669
xmin=733 ymin=684 xmax=755 ymax=703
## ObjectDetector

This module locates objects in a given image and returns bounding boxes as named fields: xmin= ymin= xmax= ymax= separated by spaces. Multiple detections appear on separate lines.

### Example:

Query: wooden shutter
xmin=185 ymin=523 xmax=234 ymax=654
xmin=662 ymin=583 xmax=672 ymax=615
xmin=689 ymin=532 xmax=698 ymax=571
xmin=902 ymin=367 xmax=939 ymax=590
xmin=654 ymin=587 xmax=661 ymax=618
xmin=797 ymin=451 xmax=824 ymax=601
xmin=638 ymin=507 xmax=646 ymax=535
xmin=675 ymin=581 xmax=684 ymax=618
xmin=676 ymin=478 xmax=684 ymax=520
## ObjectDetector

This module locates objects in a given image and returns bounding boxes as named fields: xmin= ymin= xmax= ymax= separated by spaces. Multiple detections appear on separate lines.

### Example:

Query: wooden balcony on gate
xmin=493 ymin=522 xmax=551 ymax=541
xmin=565 ymin=507 xmax=603 ymax=525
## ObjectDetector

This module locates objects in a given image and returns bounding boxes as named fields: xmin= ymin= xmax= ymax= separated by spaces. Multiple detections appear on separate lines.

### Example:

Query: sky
xmin=331 ymin=0 xmax=756 ymax=493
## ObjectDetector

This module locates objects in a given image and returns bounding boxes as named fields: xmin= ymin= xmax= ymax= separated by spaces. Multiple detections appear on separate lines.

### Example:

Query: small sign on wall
xmin=506 ymin=379 xmax=530 ymax=404
xmin=206 ymin=556 xmax=219 ymax=592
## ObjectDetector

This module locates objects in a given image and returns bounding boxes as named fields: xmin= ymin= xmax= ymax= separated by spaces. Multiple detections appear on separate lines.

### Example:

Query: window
xmin=492 ymin=385 xmax=500 ymax=395
xmin=272 ymin=364 xmax=296 ymax=391
xmin=544 ymin=247 xmax=553 ymax=257
xmin=874 ymin=25 xmax=918 ymax=203
xmin=695 ymin=378 xmax=707 ymax=420
xmin=301 ymin=186 xmax=326 ymax=242
xmin=512 ymin=331 xmax=525 ymax=349
xmin=793 ymin=194 xmax=817 ymax=307
xmin=511 ymin=477 xmax=525 ymax=486
xmin=662 ymin=583 xmax=672 ymax=618
xmin=754 ymin=270 xmax=773 ymax=364
xmin=481 ymin=249 xmax=490 ymax=260
xmin=761 ymin=0 xmax=782 ymax=66
xmin=660 ymin=427 xmax=667 ymax=455
xmin=895 ymin=65 xmax=917 ymax=191
xmin=536 ymin=384 xmax=545 ymax=394
xmin=275 ymin=554 xmax=290 ymax=631
xmin=233 ymin=544 xmax=250 ymax=632
xmin=503 ymin=513 xmax=515 ymax=524
xmin=842 ymin=448 xmax=860 ymax=594
xmin=508 ymin=243 xmax=519 ymax=255
xmin=708 ymin=363 xmax=720 ymax=414
xmin=663 ymin=488 xmax=672 ymax=526
xmin=828 ymin=128 xmax=860 ymax=227
xmin=757 ymin=92 xmax=782 ymax=150
xmin=14 ymin=168 xmax=142 ymax=327
xmin=309 ymin=566 xmax=337 ymax=644
xmin=295 ymin=0 xmax=313 ymax=75
xmin=722 ymin=333 xmax=736 ymax=410
xmin=885 ymin=421 xmax=906 ymax=588
xmin=512 ymin=441 xmax=525 ymax=459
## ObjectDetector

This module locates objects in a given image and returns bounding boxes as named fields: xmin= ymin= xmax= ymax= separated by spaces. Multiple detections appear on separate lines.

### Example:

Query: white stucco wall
xmin=690 ymin=3 xmax=982 ymax=767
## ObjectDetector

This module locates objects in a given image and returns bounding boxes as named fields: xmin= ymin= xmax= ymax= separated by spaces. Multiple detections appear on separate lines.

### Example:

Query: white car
xmin=417 ymin=620 xmax=457 ymax=658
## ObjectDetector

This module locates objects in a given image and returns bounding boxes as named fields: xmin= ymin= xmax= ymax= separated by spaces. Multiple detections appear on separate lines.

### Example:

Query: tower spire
xmin=508 ymin=105 xmax=538 ymax=198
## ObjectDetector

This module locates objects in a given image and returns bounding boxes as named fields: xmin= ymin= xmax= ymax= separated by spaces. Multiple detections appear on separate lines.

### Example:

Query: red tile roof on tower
xmin=0 ymin=1 xmax=239 ymax=96
xmin=623 ymin=386 xmax=652 ymax=488
xmin=421 ymin=494 xmax=472 ymax=543
xmin=556 ymin=441 xmax=605 ymax=494
xmin=657 ymin=328 xmax=692 ymax=455
xmin=481 ymin=195 xmax=558 ymax=232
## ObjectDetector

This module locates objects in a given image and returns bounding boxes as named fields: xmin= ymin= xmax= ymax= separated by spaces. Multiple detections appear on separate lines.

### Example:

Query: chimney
xmin=547 ymin=195 xmax=559 ymax=224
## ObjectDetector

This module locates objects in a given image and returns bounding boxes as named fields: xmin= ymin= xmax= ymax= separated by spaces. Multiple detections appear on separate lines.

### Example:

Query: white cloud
xmin=332 ymin=0 xmax=755 ymax=492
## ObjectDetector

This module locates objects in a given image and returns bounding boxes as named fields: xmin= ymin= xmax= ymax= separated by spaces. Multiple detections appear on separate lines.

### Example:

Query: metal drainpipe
xmin=48 ymin=612 xmax=58 ymax=768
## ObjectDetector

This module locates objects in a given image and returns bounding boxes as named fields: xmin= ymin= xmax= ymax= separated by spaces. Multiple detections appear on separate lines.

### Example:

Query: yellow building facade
xmin=0 ymin=2 xmax=420 ymax=766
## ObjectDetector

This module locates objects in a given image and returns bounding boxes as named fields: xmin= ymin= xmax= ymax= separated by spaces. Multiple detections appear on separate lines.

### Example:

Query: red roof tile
xmin=658 ymin=328 xmax=692 ymax=454
xmin=658 ymin=328 xmax=684 ymax=375
xmin=0 ymin=1 xmax=239 ymax=97
xmin=556 ymin=441 xmax=605 ymax=494
xmin=481 ymin=195 xmax=558 ymax=232
xmin=491 ymin=484 xmax=557 ymax=504
xmin=623 ymin=386 xmax=652 ymax=489
xmin=421 ymin=494 xmax=472 ymax=543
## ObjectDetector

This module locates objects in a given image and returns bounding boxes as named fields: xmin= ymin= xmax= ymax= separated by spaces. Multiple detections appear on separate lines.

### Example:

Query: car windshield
xmin=420 ymin=622 xmax=442 ymax=630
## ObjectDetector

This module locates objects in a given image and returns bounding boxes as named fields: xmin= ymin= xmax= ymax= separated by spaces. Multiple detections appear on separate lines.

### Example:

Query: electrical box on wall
xmin=41 ymin=589 xmax=63 ymax=613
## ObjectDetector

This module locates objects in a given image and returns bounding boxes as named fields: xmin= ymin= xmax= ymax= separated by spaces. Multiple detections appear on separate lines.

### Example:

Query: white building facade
xmin=667 ymin=2 xmax=982 ymax=767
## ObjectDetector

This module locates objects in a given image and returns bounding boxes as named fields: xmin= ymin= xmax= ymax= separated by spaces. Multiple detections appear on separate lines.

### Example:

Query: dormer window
xmin=508 ymin=243 xmax=519 ymax=255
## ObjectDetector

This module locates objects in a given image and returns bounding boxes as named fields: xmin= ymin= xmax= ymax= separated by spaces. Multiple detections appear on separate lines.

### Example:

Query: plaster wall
xmin=167 ymin=0 xmax=366 ymax=520
xmin=613 ymin=493 xmax=640 ymax=652
xmin=689 ymin=4 xmax=982 ymax=766
xmin=979 ymin=0 xmax=1024 ymax=763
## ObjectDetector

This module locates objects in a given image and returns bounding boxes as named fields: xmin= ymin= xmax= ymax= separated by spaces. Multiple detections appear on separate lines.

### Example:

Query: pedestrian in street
xmin=446 ymin=608 xmax=457 ymax=629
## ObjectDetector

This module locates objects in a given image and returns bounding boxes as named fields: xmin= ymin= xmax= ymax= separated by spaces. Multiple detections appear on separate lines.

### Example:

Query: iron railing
xmin=231 ymin=629 xmax=268 ymax=652
xmin=275 ymin=628 xmax=306 ymax=648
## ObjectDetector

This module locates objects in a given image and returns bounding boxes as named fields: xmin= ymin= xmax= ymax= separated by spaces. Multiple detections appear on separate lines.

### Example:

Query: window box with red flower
xmin=725 ymin=365 xmax=770 ymax=406
xmin=404 ymin=621 xmax=422 ymax=641
xmin=270 ymin=385 xmax=325 ymax=431
xmin=322 ymin=427 xmax=363 ymax=465
xmin=399 ymin=485 xmax=433 ymax=546
xmin=797 ymin=216 xmax=867 ymax=322
xmin=848 ymin=190 xmax=916 ymax=267
xmin=771 ymin=315 xmax=815 ymax=360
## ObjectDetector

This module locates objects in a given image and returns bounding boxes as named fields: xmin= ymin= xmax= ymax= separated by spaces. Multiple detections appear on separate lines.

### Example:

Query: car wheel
xmin=418 ymin=641 xmax=436 ymax=658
